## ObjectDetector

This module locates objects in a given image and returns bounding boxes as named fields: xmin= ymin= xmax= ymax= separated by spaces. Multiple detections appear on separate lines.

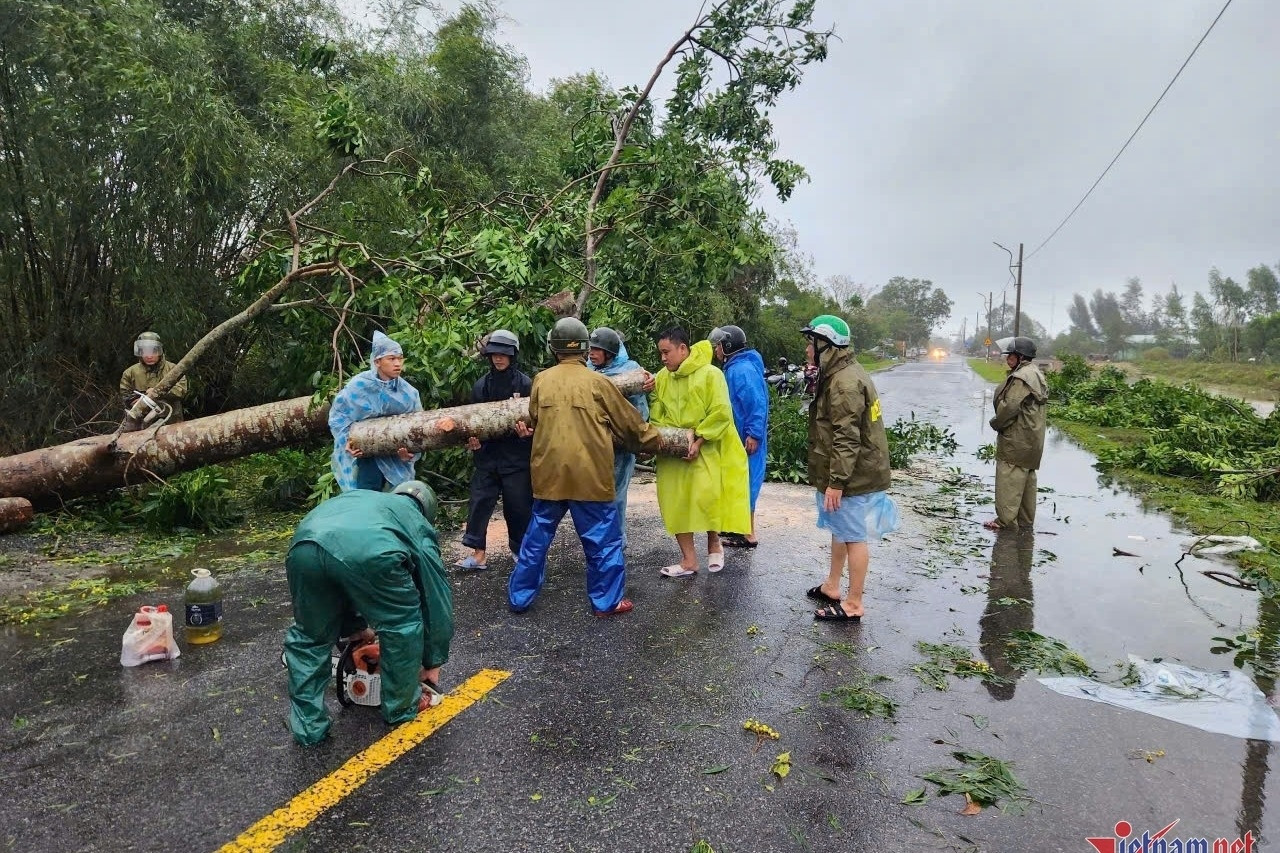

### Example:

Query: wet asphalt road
xmin=0 ymin=356 xmax=1275 ymax=853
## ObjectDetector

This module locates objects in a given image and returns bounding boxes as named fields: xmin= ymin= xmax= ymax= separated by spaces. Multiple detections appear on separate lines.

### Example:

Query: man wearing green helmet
xmin=801 ymin=314 xmax=892 ymax=622
xmin=118 ymin=331 xmax=188 ymax=431
xmin=508 ymin=317 xmax=665 ymax=616
xmin=282 ymin=480 xmax=453 ymax=746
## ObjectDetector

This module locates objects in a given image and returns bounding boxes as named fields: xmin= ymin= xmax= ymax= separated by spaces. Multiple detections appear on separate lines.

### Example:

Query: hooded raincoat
xmin=722 ymin=347 xmax=769 ymax=510
xmin=989 ymin=360 xmax=1049 ymax=528
xmin=589 ymin=340 xmax=650 ymax=536
xmin=650 ymin=340 xmax=751 ymax=535
xmin=283 ymin=490 xmax=452 ymax=746
xmin=328 ymin=332 xmax=423 ymax=491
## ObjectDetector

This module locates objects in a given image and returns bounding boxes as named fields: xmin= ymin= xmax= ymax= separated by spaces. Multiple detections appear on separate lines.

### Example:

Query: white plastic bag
xmin=120 ymin=605 xmax=181 ymax=667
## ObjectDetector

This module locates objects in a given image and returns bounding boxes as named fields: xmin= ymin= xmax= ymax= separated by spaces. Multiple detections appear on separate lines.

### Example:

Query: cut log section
xmin=0 ymin=497 xmax=34 ymax=533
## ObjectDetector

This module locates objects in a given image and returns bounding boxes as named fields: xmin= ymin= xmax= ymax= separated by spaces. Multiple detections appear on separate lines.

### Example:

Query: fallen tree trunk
xmin=0 ymin=498 xmax=34 ymax=532
xmin=0 ymin=397 xmax=327 ymax=503
xmin=347 ymin=369 xmax=690 ymax=456
xmin=0 ymin=369 xmax=677 ymax=505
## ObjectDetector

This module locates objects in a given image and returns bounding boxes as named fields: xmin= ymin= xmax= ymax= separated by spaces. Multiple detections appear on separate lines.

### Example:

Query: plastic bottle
xmin=184 ymin=568 xmax=223 ymax=644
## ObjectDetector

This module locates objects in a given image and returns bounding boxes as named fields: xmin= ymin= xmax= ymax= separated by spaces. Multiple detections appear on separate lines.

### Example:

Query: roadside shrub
xmin=766 ymin=395 xmax=958 ymax=481
xmin=255 ymin=448 xmax=329 ymax=510
xmin=1139 ymin=347 xmax=1171 ymax=362
xmin=766 ymin=392 xmax=809 ymax=483
xmin=140 ymin=467 xmax=240 ymax=531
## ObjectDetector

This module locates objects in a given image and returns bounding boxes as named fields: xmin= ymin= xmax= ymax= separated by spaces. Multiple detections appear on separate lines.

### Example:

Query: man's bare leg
xmin=817 ymin=535 xmax=845 ymax=601
xmin=841 ymin=541 xmax=868 ymax=618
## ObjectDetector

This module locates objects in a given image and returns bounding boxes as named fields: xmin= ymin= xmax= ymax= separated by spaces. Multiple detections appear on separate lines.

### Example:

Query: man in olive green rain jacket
xmin=283 ymin=482 xmax=452 ymax=746
xmin=985 ymin=337 xmax=1048 ymax=531
xmin=119 ymin=331 xmax=188 ymax=430
xmin=507 ymin=317 xmax=665 ymax=617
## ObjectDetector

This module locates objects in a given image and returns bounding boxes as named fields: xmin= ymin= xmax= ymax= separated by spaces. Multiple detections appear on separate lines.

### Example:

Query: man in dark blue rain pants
xmin=283 ymin=480 xmax=453 ymax=746
xmin=508 ymin=318 xmax=665 ymax=617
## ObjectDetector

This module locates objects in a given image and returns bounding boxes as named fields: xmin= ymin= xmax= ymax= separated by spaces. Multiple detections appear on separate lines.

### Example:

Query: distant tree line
xmin=1051 ymin=263 xmax=1280 ymax=361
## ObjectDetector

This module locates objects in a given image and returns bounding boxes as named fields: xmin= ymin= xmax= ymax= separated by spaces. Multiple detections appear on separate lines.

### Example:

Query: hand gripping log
xmin=347 ymin=369 xmax=692 ymax=457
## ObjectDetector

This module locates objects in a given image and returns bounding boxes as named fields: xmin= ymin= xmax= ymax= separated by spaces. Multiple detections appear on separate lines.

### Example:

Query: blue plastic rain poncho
xmin=722 ymin=347 xmax=769 ymax=511
xmin=589 ymin=340 xmax=650 ymax=546
xmin=328 ymin=331 xmax=423 ymax=491
xmin=650 ymin=340 xmax=751 ymax=535
xmin=590 ymin=340 xmax=650 ymax=419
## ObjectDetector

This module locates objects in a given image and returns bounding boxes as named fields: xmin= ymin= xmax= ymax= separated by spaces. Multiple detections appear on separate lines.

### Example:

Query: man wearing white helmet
xmin=118 ymin=331 xmax=188 ymax=431
xmin=456 ymin=329 xmax=534 ymax=571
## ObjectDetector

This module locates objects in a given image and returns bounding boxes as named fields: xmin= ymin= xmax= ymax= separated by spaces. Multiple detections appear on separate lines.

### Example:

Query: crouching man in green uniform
xmin=283 ymin=480 xmax=453 ymax=746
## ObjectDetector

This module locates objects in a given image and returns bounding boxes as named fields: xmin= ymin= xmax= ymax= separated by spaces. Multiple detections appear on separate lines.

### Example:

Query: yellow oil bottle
xmin=184 ymin=568 xmax=223 ymax=644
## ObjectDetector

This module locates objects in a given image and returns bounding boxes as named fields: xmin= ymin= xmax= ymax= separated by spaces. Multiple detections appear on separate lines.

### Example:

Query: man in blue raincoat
xmin=710 ymin=324 xmax=769 ymax=548
xmin=328 ymin=331 xmax=422 ymax=491
xmin=283 ymin=480 xmax=452 ymax=746
xmin=588 ymin=327 xmax=650 ymax=549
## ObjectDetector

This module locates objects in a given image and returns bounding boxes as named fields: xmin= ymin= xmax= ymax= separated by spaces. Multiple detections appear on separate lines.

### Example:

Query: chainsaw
xmin=334 ymin=637 xmax=382 ymax=707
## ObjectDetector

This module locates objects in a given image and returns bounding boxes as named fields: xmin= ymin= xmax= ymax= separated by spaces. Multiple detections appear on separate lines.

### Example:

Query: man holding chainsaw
xmin=283 ymin=480 xmax=454 ymax=746
xmin=118 ymin=331 xmax=188 ymax=431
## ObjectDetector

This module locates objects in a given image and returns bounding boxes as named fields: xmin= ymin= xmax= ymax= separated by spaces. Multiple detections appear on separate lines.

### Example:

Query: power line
xmin=1027 ymin=0 xmax=1234 ymax=260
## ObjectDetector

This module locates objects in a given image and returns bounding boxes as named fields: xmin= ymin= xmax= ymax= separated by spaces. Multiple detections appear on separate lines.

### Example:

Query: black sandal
xmin=814 ymin=604 xmax=861 ymax=622
xmin=806 ymin=585 xmax=841 ymax=605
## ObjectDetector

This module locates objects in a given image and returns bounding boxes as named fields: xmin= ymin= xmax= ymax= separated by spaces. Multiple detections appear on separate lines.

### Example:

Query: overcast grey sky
xmin=411 ymin=0 xmax=1278 ymax=337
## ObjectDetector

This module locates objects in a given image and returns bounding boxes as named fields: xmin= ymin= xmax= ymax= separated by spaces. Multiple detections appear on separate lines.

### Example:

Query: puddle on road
xmin=877 ymin=360 xmax=1277 ymax=840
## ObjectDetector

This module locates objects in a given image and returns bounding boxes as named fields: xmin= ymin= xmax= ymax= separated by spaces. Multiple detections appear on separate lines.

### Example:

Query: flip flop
xmin=660 ymin=564 xmax=697 ymax=578
xmin=707 ymin=551 xmax=725 ymax=573
xmin=814 ymin=604 xmax=862 ymax=622
xmin=722 ymin=537 xmax=758 ymax=549
xmin=454 ymin=555 xmax=488 ymax=572
xmin=806 ymin=585 xmax=842 ymax=605
xmin=595 ymin=598 xmax=634 ymax=617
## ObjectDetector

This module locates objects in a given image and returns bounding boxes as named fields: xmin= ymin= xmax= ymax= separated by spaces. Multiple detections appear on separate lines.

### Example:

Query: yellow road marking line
xmin=219 ymin=668 xmax=511 ymax=853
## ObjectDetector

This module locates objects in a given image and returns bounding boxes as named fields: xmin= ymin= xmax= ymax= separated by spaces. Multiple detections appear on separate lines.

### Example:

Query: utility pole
xmin=1013 ymin=242 xmax=1024 ymax=336
xmin=993 ymin=241 xmax=1024 ymax=336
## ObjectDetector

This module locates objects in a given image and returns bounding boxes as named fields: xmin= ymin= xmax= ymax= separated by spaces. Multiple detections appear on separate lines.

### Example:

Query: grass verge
xmin=967 ymin=358 xmax=1006 ymax=383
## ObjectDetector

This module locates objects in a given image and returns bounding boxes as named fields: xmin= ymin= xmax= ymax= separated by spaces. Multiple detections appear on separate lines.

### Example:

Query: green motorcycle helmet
xmin=392 ymin=480 xmax=438 ymax=524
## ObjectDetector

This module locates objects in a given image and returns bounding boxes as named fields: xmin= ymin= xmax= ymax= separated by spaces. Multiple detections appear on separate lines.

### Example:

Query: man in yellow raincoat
xmin=649 ymin=327 xmax=751 ymax=577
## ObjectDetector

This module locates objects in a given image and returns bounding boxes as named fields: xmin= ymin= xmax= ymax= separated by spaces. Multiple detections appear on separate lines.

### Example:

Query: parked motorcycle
xmin=766 ymin=365 xmax=805 ymax=398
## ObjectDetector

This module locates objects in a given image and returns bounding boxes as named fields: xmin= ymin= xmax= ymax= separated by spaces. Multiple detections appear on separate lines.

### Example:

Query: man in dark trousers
xmin=457 ymin=329 xmax=534 ymax=571
xmin=283 ymin=480 xmax=452 ymax=746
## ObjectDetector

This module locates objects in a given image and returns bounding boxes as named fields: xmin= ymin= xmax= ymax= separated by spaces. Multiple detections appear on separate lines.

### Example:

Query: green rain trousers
xmin=283 ymin=490 xmax=453 ymax=746
xmin=994 ymin=459 xmax=1037 ymax=529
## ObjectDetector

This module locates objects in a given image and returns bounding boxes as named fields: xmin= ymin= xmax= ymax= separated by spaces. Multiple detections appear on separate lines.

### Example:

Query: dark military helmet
xmin=709 ymin=324 xmax=747 ymax=356
xmin=134 ymin=331 xmax=163 ymax=357
xmin=588 ymin=327 xmax=623 ymax=357
xmin=1002 ymin=336 xmax=1037 ymax=360
xmin=392 ymin=479 xmax=438 ymax=524
xmin=548 ymin=317 xmax=590 ymax=355
xmin=481 ymin=329 xmax=519 ymax=357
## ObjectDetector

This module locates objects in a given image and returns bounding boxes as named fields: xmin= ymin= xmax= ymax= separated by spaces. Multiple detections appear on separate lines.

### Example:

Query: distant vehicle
xmin=931 ymin=348 xmax=946 ymax=359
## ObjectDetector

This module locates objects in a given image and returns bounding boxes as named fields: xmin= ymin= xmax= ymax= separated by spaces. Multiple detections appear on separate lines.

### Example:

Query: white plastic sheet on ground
xmin=1180 ymin=534 xmax=1263 ymax=557
xmin=1039 ymin=655 xmax=1280 ymax=741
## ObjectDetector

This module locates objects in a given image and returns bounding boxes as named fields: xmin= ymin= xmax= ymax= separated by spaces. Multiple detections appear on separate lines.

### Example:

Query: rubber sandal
xmin=722 ymin=536 xmax=757 ymax=549
xmin=595 ymin=598 xmax=634 ymax=617
xmin=660 ymin=564 xmax=697 ymax=578
xmin=454 ymin=555 xmax=488 ymax=572
xmin=814 ymin=604 xmax=861 ymax=622
xmin=419 ymin=677 xmax=444 ymax=709
xmin=806 ymin=585 xmax=842 ymax=605
xmin=707 ymin=551 xmax=725 ymax=573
